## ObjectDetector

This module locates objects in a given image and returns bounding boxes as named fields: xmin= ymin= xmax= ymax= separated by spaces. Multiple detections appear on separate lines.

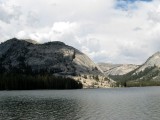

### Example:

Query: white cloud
xmin=1 ymin=0 xmax=160 ymax=64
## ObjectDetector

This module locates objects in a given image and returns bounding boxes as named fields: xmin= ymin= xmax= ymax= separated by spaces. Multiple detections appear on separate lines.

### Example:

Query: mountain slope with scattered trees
xmin=109 ymin=52 xmax=160 ymax=87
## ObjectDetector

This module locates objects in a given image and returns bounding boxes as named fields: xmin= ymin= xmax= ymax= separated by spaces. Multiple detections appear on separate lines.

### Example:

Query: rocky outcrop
xmin=0 ymin=38 xmax=114 ymax=88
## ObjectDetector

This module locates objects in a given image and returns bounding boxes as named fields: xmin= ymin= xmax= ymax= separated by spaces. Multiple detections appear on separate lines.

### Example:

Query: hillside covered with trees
xmin=109 ymin=66 xmax=160 ymax=87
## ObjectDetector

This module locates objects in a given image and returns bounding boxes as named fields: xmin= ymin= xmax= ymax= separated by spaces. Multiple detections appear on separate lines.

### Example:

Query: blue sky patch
xmin=116 ymin=0 xmax=153 ymax=10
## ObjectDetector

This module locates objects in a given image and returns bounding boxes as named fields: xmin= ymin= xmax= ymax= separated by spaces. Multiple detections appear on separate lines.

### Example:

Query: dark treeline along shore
xmin=0 ymin=65 xmax=83 ymax=90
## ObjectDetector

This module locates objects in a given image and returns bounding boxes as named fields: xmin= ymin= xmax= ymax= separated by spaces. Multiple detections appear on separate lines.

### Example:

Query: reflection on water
xmin=0 ymin=87 xmax=160 ymax=120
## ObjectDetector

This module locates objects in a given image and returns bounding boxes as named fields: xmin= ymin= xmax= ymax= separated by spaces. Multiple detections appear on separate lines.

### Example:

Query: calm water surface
xmin=0 ymin=87 xmax=160 ymax=120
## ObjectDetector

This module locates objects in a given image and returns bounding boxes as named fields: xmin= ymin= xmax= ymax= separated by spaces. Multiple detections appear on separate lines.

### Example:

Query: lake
xmin=0 ymin=87 xmax=160 ymax=120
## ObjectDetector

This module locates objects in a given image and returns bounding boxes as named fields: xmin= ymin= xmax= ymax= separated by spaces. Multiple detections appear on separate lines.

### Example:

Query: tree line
xmin=0 ymin=56 xmax=83 ymax=90
xmin=0 ymin=73 xmax=82 ymax=90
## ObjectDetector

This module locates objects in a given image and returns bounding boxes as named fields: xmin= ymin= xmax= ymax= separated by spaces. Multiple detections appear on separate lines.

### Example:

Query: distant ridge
xmin=98 ymin=63 xmax=138 ymax=75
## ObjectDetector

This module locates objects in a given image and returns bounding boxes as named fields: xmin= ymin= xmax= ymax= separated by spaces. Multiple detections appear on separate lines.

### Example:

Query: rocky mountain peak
xmin=153 ymin=51 xmax=160 ymax=55
xmin=149 ymin=51 xmax=160 ymax=61
xmin=44 ymin=41 xmax=66 ymax=46
xmin=23 ymin=39 xmax=38 ymax=44
xmin=0 ymin=38 xmax=114 ymax=88
xmin=135 ymin=51 xmax=160 ymax=73
xmin=146 ymin=51 xmax=160 ymax=64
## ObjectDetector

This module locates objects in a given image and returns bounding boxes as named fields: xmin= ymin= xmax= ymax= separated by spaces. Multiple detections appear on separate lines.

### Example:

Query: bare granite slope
xmin=135 ymin=52 xmax=160 ymax=73
xmin=0 ymin=38 xmax=114 ymax=88
xmin=98 ymin=63 xmax=138 ymax=76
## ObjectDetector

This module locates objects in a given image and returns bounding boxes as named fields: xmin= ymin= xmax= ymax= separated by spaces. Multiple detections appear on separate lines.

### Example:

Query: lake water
xmin=0 ymin=87 xmax=160 ymax=120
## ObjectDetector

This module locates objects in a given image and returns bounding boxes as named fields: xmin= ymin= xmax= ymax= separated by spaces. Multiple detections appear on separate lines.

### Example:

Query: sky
xmin=0 ymin=0 xmax=160 ymax=64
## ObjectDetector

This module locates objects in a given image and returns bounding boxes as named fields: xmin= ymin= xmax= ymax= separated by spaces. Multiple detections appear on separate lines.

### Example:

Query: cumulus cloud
xmin=0 ymin=0 xmax=160 ymax=64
